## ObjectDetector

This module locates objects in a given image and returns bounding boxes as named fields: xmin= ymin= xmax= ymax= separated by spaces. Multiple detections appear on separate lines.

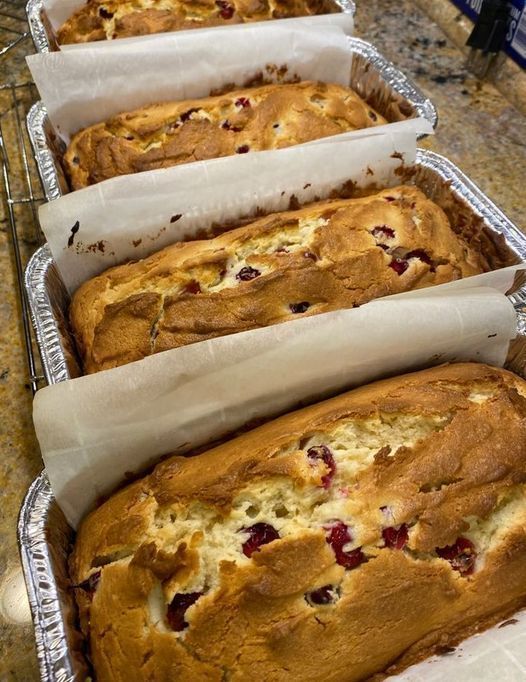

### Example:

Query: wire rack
xmin=0 ymin=1 xmax=46 ymax=393
xmin=0 ymin=0 xmax=29 ymax=55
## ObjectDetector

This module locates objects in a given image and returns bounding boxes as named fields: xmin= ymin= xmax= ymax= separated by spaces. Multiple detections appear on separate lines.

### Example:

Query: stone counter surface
xmin=0 ymin=0 xmax=525 ymax=678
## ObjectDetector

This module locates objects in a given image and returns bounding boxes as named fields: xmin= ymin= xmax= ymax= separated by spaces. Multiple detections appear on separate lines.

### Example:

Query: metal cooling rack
xmin=0 ymin=3 xmax=46 ymax=393
xmin=0 ymin=0 xmax=29 ymax=55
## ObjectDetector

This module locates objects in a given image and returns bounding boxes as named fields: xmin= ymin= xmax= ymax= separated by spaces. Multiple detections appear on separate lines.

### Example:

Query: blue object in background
xmin=451 ymin=0 xmax=526 ymax=68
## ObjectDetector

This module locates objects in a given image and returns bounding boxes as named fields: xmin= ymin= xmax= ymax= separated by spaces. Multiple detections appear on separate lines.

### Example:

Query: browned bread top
xmin=57 ymin=0 xmax=330 ymax=44
xmin=63 ymin=81 xmax=386 ymax=189
xmin=70 ymin=363 xmax=526 ymax=681
xmin=69 ymin=185 xmax=485 ymax=374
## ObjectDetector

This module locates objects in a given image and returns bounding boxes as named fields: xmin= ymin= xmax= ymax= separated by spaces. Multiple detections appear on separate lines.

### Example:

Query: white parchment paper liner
xmin=27 ymin=23 xmax=359 ymax=140
xmin=396 ymin=608 xmax=526 ymax=679
xmin=41 ymin=0 xmax=354 ymax=44
xmin=39 ymin=127 xmax=432 ymax=293
xmin=33 ymin=284 xmax=518 ymax=528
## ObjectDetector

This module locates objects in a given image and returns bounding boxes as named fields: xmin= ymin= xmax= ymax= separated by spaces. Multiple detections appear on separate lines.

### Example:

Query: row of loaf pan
xmin=26 ymin=0 xmax=356 ymax=53
xmin=26 ymin=35 xmax=438 ymax=202
xmin=18 ymin=12 xmax=526 ymax=682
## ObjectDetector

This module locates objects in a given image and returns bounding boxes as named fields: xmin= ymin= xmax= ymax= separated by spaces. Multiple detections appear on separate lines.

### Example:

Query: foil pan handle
xmin=18 ymin=472 xmax=86 ymax=681
xmin=507 ymin=298 xmax=526 ymax=379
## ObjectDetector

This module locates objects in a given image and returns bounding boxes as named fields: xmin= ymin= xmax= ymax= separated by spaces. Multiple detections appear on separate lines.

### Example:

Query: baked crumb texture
xmin=63 ymin=82 xmax=386 ymax=189
xmin=70 ymin=186 xmax=485 ymax=374
xmin=57 ymin=0 xmax=331 ymax=44
xmin=70 ymin=363 xmax=526 ymax=681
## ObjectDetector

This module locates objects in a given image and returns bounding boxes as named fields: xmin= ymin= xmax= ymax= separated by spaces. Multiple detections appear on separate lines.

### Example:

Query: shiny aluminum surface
xmin=24 ymin=243 xmax=75 ymax=385
xmin=26 ymin=0 xmax=356 ymax=53
xmin=26 ymin=101 xmax=67 ymax=205
xmin=18 ymin=472 xmax=86 ymax=682
xmin=26 ymin=0 xmax=51 ymax=53
xmin=26 ymin=36 xmax=438 ymax=202
xmin=415 ymin=150 xmax=526 ymax=309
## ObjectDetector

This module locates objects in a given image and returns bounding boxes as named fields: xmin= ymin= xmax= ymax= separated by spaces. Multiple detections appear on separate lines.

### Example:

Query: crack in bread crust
xmin=70 ymin=363 xmax=526 ymax=681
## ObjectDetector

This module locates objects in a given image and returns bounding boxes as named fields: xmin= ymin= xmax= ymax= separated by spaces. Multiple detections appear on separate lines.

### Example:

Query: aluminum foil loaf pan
xmin=23 ymin=148 xmax=526 ymax=385
xmin=26 ymin=36 xmax=438 ymax=202
xmin=18 ymin=316 xmax=526 ymax=681
xmin=27 ymin=0 xmax=356 ymax=53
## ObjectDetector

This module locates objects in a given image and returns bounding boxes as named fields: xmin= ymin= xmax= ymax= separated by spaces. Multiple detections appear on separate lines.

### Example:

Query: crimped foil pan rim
xmin=348 ymin=36 xmax=437 ymax=131
xmin=26 ymin=35 xmax=436 ymax=202
xmin=415 ymin=148 xmax=526 ymax=308
xmin=27 ymin=101 xmax=62 ymax=203
xmin=25 ymin=242 xmax=71 ymax=384
xmin=27 ymin=0 xmax=50 ymax=54
xmin=26 ymin=0 xmax=356 ymax=53
xmin=18 ymin=471 xmax=77 ymax=682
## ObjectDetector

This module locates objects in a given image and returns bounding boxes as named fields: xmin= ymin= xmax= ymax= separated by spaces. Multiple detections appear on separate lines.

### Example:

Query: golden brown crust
xmin=57 ymin=0 xmax=330 ymax=44
xmin=71 ymin=363 xmax=526 ymax=681
xmin=69 ymin=185 xmax=485 ymax=374
xmin=63 ymin=82 xmax=386 ymax=189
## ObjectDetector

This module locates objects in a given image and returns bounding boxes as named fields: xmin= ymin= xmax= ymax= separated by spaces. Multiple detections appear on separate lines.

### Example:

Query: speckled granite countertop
xmin=414 ymin=0 xmax=526 ymax=116
xmin=0 ymin=0 xmax=525 ymax=678
xmin=358 ymin=0 xmax=526 ymax=232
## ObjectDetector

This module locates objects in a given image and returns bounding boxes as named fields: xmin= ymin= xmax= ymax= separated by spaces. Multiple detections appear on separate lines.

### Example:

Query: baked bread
xmin=63 ymin=82 xmax=386 ymax=189
xmin=70 ymin=362 xmax=526 ymax=681
xmin=57 ymin=0 xmax=331 ymax=44
xmin=70 ymin=185 xmax=485 ymax=374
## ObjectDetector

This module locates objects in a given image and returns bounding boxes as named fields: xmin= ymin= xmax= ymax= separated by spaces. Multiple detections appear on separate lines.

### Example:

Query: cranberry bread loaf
xmin=70 ymin=185 xmax=485 ymax=373
xmin=63 ymin=82 xmax=386 ymax=189
xmin=57 ymin=0 xmax=330 ymax=44
xmin=70 ymin=363 xmax=526 ymax=681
